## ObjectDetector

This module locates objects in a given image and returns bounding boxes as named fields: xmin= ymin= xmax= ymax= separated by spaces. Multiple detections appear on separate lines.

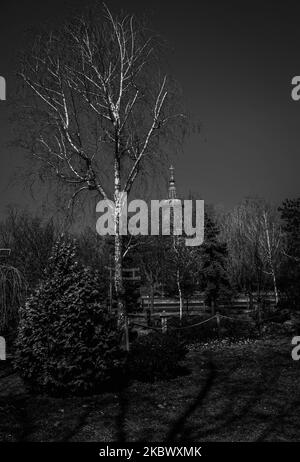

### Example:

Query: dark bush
xmin=219 ymin=317 xmax=258 ymax=340
xmin=250 ymin=304 xmax=290 ymax=324
xmin=167 ymin=315 xmax=218 ymax=342
xmin=14 ymin=238 xmax=125 ymax=396
xmin=261 ymin=317 xmax=300 ymax=336
xmin=128 ymin=332 xmax=188 ymax=382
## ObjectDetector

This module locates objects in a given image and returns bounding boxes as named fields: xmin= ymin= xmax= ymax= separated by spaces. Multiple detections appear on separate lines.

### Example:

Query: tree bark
xmin=114 ymin=154 xmax=129 ymax=351
xmin=114 ymin=231 xmax=129 ymax=351
xmin=176 ymin=269 xmax=183 ymax=322
xmin=271 ymin=268 xmax=279 ymax=305
xmin=150 ymin=283 xmax=155 ymax=314
xmin=263 ymin=212 xmax=279 ymax=305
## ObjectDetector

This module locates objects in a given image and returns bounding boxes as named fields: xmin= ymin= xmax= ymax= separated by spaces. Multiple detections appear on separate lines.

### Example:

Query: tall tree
xmin=200 ymin=211 xmax=231 ymax=315
xmin=16 ymin=5 xmax=183 ymax=349
xmin=258 ymin=206 xmax=282 ymax=304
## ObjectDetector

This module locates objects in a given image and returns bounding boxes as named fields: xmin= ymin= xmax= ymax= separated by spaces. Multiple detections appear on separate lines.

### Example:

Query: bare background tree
xmin=219 ymin=197 xmax=282 ymax=308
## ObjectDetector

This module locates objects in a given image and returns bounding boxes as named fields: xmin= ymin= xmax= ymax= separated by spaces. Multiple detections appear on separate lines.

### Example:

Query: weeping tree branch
xmin=0 ymin=265 xmax=25 ymax=331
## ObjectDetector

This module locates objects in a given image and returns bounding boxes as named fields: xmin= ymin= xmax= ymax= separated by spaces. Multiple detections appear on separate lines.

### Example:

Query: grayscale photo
xmin=0 ymin=0 xmax=299 ymax=457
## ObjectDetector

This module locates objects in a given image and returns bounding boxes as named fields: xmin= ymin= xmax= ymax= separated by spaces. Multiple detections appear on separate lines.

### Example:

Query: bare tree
xmin=259 ymin=208 xmax=281 ymax=304
xmin=239 ymin=200 xmax=282 ymax=305
xmin=137 ymin=236 xmax=167 ymax=315
xmin=0 ymin=207 xmax=56 ymax=289
xmin=17 ymin=5 xmax=183 ymax=349
xmin=219 ymin=198 xmax=282 ymax=306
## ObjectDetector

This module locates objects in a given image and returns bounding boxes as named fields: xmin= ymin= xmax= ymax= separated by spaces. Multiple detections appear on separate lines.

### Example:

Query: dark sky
xmin=0 ymin=0 xmax=299 ymax=217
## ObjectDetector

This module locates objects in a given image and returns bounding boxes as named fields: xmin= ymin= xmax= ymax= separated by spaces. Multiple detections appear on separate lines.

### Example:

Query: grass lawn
xmin=0 ymin=335 xmax=299 ymax=442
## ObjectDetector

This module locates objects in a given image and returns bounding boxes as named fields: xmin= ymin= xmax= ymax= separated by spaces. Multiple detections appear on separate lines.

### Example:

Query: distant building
xmin=168 ymin=165 xmax=177 ymax=200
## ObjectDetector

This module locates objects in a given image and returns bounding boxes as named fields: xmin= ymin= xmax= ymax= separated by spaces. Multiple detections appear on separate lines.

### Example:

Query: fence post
xmin=161 ymin=310 xmax=168 ymax=334
xmin=257 ymin=302 xmax=262 ymax=334
xmin=146 ymin=308 xmax=151 ymax=327
xmin=216 ymin=311 xmax=221 ymax=339
xmin=211 ymin=300 xmax=216 ymax=316
xmin=125 ymin=315 xmax=130 ymax=352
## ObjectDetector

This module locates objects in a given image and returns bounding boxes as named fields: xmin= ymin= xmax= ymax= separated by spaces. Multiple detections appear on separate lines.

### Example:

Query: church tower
xmin=167 ymin=165 xmax=182 ymax=237
xmin=168 ymin=165 xmax=177 ymax=200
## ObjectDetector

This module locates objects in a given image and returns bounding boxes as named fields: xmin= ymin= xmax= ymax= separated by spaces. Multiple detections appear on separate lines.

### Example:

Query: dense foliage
xmin=128 ymin=332 xmax=188 ymax=382
xmin=14 ymin=238 xmax=125 ymax=395
xmin=200 ymin=213 xmax=232 ymax=310
xmin=279 ymin=198 xmax=300 ymax=309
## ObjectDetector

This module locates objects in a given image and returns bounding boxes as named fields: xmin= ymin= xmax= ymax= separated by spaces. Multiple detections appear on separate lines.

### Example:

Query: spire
xmin=168 ymin=165 xmax=177 ymax=199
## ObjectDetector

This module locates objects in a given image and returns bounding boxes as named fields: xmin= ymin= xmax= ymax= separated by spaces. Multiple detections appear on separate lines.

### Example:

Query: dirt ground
xmin=0 ymin=336 xmax=299 ymax=442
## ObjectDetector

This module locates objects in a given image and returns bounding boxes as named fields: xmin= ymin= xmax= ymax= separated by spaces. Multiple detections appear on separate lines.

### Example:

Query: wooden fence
xmin=139 ymin=293 xmax=276 ymax=317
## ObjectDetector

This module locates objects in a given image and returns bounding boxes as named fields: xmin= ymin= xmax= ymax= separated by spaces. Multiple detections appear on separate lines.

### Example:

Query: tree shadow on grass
xmin=114 ymin=349 xmax=292 ymax=443
xmin=1 ymin=343 xmax=298 ymax=442
xmin=178 ymin=355 xmax=287 ymax=441
xmin=115 ymin=359 xmax=216 ymax=443
xmin=165 ymin=360 xmax=216 ymax=442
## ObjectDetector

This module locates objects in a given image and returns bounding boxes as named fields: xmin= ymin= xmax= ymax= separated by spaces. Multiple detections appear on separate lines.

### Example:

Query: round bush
xmin=128 ymin=332 xmax=188 ymax=382
xmin=14 ymin=238 xmax=125 ymax=395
